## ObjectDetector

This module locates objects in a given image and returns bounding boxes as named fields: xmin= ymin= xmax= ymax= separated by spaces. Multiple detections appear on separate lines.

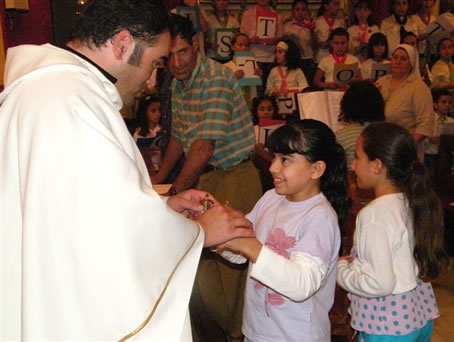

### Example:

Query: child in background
xmin=251 ymin=95 xmax=279 ymax=142
xmin=431 ymin=37 xmax=454 ymax=90
xmin=424 ymin=89 xmax=454 ymax=171
xmin=337 ymin=122 xmax=448 ymax=342
xmin=240 ymin=0 xmax=284 ymax=84
xmin=265 ymin=38 xmax=309 ymax=97
xmin=225 ymin=33 xmax=262 ymax=108
xmin=314 ymin=0 xmax=345 ymax=63
xmin=204 ymin=0 xmax=240 ymax=62
xmin=336 ymin=80 xmax=385 ymax=169
xmin=347 ymin=0 xmax=379 ymax=61
xmin=133 ymin=95 xmax=162 ymax=141
xmin=284 ymin=0 xmax=317 ymax=84
xmin=380 ymin=0 xmax=423 ymax=55
xmin=361 ymin=32 xmax=390 ymax=81
xmin=219 ymin=119 xmax=350 ymax=342
xmin=314 ymin=27 xmax=361 ymax=90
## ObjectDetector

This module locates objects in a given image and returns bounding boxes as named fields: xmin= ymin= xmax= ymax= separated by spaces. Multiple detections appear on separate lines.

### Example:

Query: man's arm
xmin=152 ymin=137 xmax=184 ymax=184
xmin=171 ymin=139 xmax=215 ymax=193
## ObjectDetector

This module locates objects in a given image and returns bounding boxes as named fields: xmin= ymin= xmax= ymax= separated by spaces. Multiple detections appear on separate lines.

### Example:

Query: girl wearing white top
xmin=360 ymin=32 xmax=391 ymax=81
xmin=314 ymin=0 xmax=345 ymax=63
xmin=431 ymin=37 xmax=454 ymax=91
xmin=337 ymin=122 xmax=448 ymax=342
xmin=265 ymin=38 xmax=309 ymax=96
xmin=218 ymin=120 xmax=350 ymax=342
xmin=380 ymin=0 xmax=424 ymax=54
xmin=347 ymin=0 xmax=379 ymax=61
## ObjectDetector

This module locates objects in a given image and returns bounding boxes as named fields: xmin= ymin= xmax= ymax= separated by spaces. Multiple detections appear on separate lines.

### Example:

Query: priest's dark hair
xmin=71 ymin=0 xmax=169 ymax=48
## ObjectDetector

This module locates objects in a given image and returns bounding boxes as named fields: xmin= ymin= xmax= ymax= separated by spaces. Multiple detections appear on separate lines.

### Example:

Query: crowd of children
xmin=127 ymin=1 xmax=454 ymax=341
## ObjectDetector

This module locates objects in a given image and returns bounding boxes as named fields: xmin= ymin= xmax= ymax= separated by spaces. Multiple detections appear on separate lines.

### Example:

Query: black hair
xmin=400 ymin=31 xmax=417 ymax=44
xmin=329 ymin=27 xmax=349 ymax=41
xmin=276 ymin=38 xmax=301 ymax=70
xmin=436 ymin=37 xmax=454 ymax=55
xmin=317 ymin=0 xmax=338 ymax=17
xmin=361 ymin=122 xmax=449 ymax=280
xmin=292 ymin=0 xmax=309 ymax=9
xmin=71 ymin=0 xmax=169 ymax=48
xmin=351 ymin=0 xmax=376 ymax=26
xmin=135 ymin=94 xmax=161 ymax=137
xmin=390 ymin=0 xmax=409 ymax=14
xmin=432 ymin=88 xmax=452 ymax=103
xmin=339 ymin=81 xmax=385 ymax=124
xmin=229 ymin=32 xmax=249 ymax=58
xmin=367 ymin=32 xmax=389 ymax=59
xmin=251 ymin=95 xmax=279 ymax=124
xmin=267 ymin=119 xmax=350 ymax=221
xmin=168 ymin=13 xmax=196 ymax=45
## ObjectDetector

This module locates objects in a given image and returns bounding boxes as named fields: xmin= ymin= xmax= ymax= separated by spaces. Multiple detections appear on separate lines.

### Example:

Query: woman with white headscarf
xmin=376 ymin=44 xmax=434 ymax=143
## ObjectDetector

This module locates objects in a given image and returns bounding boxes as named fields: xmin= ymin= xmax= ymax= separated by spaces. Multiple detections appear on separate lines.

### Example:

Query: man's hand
xmin=195 ymin=205 xmax=254 ymax=247
xmin=167 ymin=189 xmax=218 ymax=214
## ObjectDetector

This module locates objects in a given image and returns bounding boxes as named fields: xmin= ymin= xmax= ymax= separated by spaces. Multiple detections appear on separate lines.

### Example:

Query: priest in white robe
xmin=0 ymin=1 xmax=253 ymax=341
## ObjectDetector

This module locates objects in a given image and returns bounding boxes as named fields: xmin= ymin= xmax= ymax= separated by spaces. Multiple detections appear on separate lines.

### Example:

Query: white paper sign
xmin=257 ymin=16 xmax=277 ymax=39
xmin=215 ymin=29 xmax=236 ymax=59
xmin=424 ymin=15 xmax=454 ymax=44
xmin=234 ymin=51 xmax=262 ymax=86
xmin=258 ymin=123 xmax=285 ymax=145
xmin=371 ymin=63 xmax=391 ymax=81
xmin=277 ymin=93 xmax=297 ymax=114
xmin=297 ymin=91 xmax=345 ymax=132
xmin=334 ymin=63 xmax=358 ymax=85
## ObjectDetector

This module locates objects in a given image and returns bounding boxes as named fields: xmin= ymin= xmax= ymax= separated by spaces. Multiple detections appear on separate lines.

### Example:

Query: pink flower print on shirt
xmin=266 ymin=228 xmax=296 ymax=258
xmin=253 ymin=228 xmax=296 ymax=307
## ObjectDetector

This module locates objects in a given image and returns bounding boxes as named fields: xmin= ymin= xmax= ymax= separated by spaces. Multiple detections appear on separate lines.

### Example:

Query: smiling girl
xmin=218 ymin=119 xmax=350 ymax=342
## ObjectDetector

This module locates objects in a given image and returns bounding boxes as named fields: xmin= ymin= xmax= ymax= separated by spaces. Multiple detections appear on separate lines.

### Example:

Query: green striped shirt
xmin=172 ymin=55 xmax=255 ymax=169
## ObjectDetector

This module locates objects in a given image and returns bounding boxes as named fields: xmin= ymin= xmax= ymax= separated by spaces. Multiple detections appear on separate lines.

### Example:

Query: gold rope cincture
xmin=119 ymin=227 xmax=201 ymax=341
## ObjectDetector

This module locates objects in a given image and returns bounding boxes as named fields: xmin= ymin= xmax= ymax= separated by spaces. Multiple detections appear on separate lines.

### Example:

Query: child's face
xmin=352 ymin=136 xmax=377 ymax=190
xmin=146 ymin=101 xmax=161 ymax=124
xmin=292 ymin=2 xmax=308 ymax=22
xmin=213 ymin=0 xmax=228 ymax=12
xmin=393 ymin=0 xmax=409 ymax=16
xmin=257 ymin=99 xmax=274 ymax=119
xmin=325 ymin=0 xmax=341 ymax=15
xmin=275 ymin=46 xmax=287 ymax=65
xmin=232 ymin=35 xmax=249 ymax=52
xmin=402 ymin=35 xmax=418 ymax=49
xmin=256 ymin=0 xmax=270 ymax=7
xmin=439 ymin=39 xmax=454 ymax=60
xmin=331 ymin=35 xmax=348 ymax=56
xmin=183 ymin=0 xmax=198 ymax=7
xmin=373 ymin=44 xmax=386 ymax=59
xmin=269 ymin=152 xmax=320 ymax=202
xmin=355 ymin=4 xmax=372 ymax=22
xmin=434 ymin=95 xmax=453 ymax=116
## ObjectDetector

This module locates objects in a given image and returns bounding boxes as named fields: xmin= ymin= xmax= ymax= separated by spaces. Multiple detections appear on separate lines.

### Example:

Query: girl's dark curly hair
xmin=276 ymin=37 xmax=302 ymax=70
xmin=267 ymin=119 xmax=350 ymax=222
xmin=339 ymin=80 xmax=385 ymax=124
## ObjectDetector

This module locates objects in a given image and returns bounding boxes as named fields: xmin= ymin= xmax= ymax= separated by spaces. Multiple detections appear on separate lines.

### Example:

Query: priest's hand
xmin=195 ymin=206 xmax=254 ymax=247
xmin=167 ymin=189 xmax=218 ymax=214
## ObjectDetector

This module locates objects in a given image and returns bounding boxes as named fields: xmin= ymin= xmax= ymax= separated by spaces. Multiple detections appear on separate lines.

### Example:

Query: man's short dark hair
xmin=71 ymin=0 xmax=169 ymax=48
xmin=168 ymin=14 xmax=196 ymax=45
xmin=329 ymin=27 xmax=349 ymax=41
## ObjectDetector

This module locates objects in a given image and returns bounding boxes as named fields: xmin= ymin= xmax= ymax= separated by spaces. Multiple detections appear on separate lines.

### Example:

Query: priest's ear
xmin=112 ymin=29 xmax=135 ymax=61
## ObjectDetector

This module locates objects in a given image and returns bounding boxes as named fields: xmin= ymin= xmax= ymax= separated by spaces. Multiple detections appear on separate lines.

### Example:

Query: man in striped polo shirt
xmin=152 ymin=14 xmax=262 ymax=342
